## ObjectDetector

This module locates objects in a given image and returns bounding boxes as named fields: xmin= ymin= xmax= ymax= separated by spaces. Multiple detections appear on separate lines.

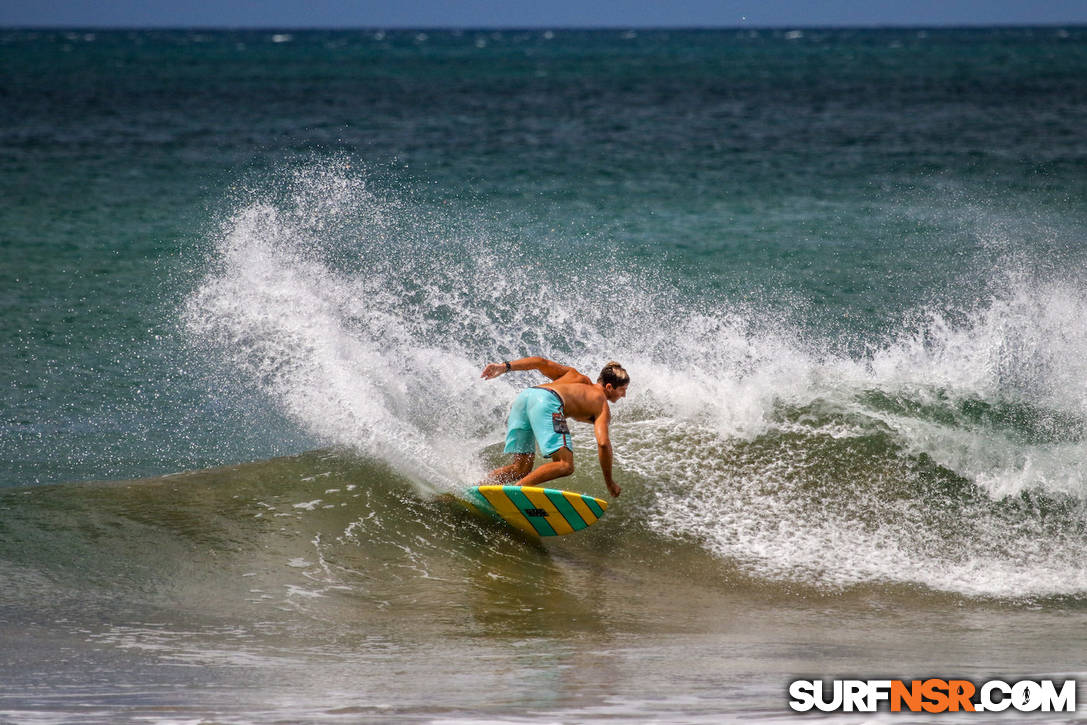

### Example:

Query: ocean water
xmin=2 ymin=27 xmax=1087 ymax=723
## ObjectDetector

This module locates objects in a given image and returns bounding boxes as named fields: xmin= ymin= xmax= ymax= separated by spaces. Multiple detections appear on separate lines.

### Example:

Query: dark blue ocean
xmin=2 ymin=27 xmax=1086 ymax=723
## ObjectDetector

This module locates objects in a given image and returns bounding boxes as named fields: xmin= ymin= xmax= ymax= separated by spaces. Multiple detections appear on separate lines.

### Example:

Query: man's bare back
xmin=537 ymin=372 xmax=610 ymax=423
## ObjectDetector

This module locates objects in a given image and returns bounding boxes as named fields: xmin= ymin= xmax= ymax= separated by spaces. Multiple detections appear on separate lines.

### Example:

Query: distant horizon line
xmin=2 ymin=22 xmax=1085 ymax=32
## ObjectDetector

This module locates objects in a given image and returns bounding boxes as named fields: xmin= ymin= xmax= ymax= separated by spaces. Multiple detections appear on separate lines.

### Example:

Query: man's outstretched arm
xmin=594 ymin=403 xmax=621 ymax=497
xmin=481 ymin=356 xmax=571 ymax=380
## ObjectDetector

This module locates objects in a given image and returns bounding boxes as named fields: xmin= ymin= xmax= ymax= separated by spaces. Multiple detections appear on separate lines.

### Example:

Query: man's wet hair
xmin=598 ymin=361 xmax=630 ymax=388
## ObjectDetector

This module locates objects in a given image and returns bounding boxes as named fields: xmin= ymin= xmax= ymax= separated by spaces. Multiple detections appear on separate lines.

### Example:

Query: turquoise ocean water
xmin=2 ymin=27 xmax=1087 ymax=722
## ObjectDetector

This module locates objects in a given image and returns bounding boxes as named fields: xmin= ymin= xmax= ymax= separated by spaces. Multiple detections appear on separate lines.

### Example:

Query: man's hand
xmin=480 ymin=362 xmax=507 ymax=380
xmin=606 ymin=479 xmax=621 ymax=498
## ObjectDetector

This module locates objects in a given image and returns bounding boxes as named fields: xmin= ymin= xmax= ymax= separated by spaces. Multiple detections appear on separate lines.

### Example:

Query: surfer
xmin=480 ymin=357 xmax=628 ymax=497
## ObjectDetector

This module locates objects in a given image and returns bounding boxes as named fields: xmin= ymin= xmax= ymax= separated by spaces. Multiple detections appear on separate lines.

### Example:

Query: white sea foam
xmin=185 ymin=166 xmax=505 ymax=492
xmin=627 ymin=272 xmax=1087 ymax=596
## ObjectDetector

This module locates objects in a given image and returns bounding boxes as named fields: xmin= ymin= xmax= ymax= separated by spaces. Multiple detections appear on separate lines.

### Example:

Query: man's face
xmin=604 ymin=383 xmax=628 ymax=403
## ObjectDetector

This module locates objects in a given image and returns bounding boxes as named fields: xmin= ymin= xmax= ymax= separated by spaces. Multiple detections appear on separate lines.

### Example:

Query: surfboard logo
xmin=523 ymin=508 xmax=548 ymax=517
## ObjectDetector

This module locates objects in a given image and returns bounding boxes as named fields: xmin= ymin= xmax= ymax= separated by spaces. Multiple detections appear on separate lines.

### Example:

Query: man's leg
xmin=486 ymin=453 xmax=534 ymax=484
xmin=512 ymin=447 xmax=574 ymax=488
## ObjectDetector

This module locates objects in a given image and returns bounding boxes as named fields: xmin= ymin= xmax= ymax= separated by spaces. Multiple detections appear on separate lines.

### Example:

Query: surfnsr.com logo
xmin=788 ymin=679 xmax=1077 ymax=713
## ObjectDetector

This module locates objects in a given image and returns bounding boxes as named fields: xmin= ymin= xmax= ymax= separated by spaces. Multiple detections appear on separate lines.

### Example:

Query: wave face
xmin=179 ymin=163 xmax=1087 ymax=599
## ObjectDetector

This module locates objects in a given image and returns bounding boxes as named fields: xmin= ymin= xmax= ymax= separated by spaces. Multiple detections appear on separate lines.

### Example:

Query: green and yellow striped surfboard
xmin=461 ymin=485 xmax=608 ymax=537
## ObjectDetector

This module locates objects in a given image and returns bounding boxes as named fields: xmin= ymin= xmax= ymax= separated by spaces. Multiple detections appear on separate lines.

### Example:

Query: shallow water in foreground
xmin=1 ymin=455 xmax=1084 ymax=722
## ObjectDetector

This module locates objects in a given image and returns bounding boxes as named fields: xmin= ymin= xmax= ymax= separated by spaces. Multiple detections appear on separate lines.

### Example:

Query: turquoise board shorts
xmin=503 ymin=387 xmax=571 ymax=457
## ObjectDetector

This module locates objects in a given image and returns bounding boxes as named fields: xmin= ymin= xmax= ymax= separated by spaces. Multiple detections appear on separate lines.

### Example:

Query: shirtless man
xmin=480 ymin=357 xmax=629 ymax=497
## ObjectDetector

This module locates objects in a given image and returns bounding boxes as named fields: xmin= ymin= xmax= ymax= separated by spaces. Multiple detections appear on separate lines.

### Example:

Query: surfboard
xmin=460 ymin=485 xmax=608 ymax=537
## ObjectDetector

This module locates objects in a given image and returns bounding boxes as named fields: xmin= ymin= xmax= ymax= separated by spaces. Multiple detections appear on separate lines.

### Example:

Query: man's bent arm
xmin=481 ymin=356 xmax=570 ymax=380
